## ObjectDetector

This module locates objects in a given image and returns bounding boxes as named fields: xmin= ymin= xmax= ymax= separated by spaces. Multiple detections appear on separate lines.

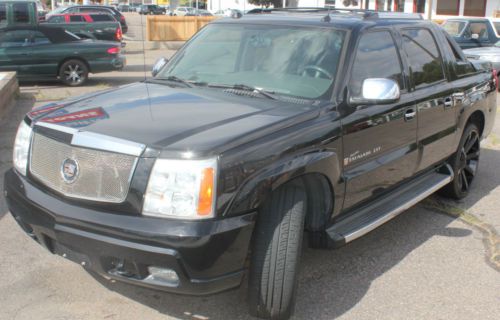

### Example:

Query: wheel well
xmin=260 ymin=174 xmax=333 ymax=232
xmin=277 ymin=174 xmax=333 ymax=233
xmin=467 ymin=110 xmax=485 ymax=138
xmin=57 ymin=57 xmax=90 ymax=74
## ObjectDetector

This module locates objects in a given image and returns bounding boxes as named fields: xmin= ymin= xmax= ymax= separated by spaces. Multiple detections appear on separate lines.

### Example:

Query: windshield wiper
xmin=205 ymin=83 xmax=277 ymax=100
xmin=153 ymin=76 xmax=194 ymax=88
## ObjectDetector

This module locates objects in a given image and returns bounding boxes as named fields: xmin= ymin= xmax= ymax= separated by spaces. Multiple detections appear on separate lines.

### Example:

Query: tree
xmin=248 ymin=0 xmax=283 ymax=8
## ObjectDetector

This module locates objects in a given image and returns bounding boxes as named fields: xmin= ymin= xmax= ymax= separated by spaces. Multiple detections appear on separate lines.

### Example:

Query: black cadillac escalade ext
xmin=4 ymin=8 xmax=497 ymax=320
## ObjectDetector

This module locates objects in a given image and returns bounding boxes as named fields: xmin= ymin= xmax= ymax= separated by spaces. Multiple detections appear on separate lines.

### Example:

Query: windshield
xmin=443 ymin=20 xmax=467 ymax=36
xmin=158 ymin=24 xmax=345 ymax=100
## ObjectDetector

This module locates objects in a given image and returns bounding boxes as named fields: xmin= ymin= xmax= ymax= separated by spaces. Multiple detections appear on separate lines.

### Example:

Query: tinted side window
xmin=90 ymin=14 xmax=113 ymax=22
xmin=0 ymin=31 xmax=31 ymax=48
xmin=441 ymin=32 xmax=475 ymax=77
xmin=69 ymin=15 xmax=85 ymax=22
xmin=349 ymin=31 xmax=404 ymax=97
xmin=13 ymin=3 xmax=30 ymax=23
xmin=402 ymin=29 xmax=445 ymax=88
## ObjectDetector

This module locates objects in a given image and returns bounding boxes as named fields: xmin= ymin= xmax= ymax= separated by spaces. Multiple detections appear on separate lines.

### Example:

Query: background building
xmin=333 ymin=0 xmax=500 ymax=20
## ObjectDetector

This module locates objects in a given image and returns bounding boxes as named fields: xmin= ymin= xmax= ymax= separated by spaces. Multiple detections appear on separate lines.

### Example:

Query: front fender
xmin=221 ymin=149 xmax=344 ymax=220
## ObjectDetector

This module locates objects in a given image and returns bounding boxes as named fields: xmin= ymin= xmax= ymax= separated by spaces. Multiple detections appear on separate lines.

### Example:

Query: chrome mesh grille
xmin=30 ymin=133 xmax=137 ymax=203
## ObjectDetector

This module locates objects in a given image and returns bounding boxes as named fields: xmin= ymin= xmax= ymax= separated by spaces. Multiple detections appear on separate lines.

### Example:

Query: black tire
xmin=440 ymin=123 xmax=480 ymax=199
xmin=248 ymin=186 xmax=306 ymax=320
xmin=59 ymin=59 xmax=88 ymax=87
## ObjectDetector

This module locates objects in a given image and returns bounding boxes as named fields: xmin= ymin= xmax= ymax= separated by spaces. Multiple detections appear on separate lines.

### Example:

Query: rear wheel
xmin=248 ymin=186 xmax=306 ymax=320
xmin=440 ymin=123 xmax=480 ymax=199
xmin=59 ymin=59 xmax=88 ymax=87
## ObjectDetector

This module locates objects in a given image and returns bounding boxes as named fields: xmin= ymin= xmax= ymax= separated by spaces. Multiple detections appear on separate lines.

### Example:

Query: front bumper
xmin=4 ymin=169 xmax=255 ymax=295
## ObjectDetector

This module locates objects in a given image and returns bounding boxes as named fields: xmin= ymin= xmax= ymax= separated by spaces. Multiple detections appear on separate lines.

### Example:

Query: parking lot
xmin=1 ymin=11 xmax=500 ymax=320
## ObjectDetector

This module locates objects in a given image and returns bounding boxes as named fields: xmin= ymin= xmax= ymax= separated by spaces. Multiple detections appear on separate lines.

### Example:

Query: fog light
xmin=146 ymin=266 xmax=180 ymax=287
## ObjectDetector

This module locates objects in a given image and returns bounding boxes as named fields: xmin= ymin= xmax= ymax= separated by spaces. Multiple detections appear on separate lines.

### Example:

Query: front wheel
xmin=59 ymin=59 xmax=88 ymax=87
xmin=248 ymin=186 xmax=306 ymax=320
xmin=440 ymin=123 xmax=480 ymax=199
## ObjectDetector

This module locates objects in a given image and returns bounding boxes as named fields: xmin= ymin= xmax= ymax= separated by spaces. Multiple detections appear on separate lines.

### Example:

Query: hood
xmin=463 ymin=46 xmax=500 ymax=56
xmin=30 ymin=82 xmax=321 ymax=156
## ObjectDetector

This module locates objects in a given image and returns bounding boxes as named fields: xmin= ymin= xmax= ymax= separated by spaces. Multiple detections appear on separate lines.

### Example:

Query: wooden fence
xmin=146 ymin=16 xmax=219 ymax=41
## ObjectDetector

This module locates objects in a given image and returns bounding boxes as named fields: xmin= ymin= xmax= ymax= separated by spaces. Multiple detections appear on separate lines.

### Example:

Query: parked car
xmin=0 ymin=0 xmax=38 ymax=27
xmin=0 ymin=25 xmax=125 ymax=86
xmin=47 ymin=5 xmax=128 ymax=33
xmin=42 ymin=13 xmax=123 ymax=42
xmin=186 ymin=9 xmax=213 ymax=16
xmin=213 ymin=8 xmax=243 ymax=17
xmin=443 ymin=18 xmax=500 ymax=49
xmin=172 ymin=6 xmax=194 ymax=16
xmin=464 ymin=41 xmax=500 ymax=87
xmin=4 ymin=10 xmax=497 ymax=320
xmin=117 ymin=4 xmax=130 ymax=12
xmin=138 ymin=4 xmax=165 ymax=15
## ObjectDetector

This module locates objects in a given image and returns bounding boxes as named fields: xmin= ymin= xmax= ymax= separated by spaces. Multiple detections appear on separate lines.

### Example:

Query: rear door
xmin=399 ymin=27 xmax=457 ymax=172
xmin=341 ymin=29 xmax=418 ymax=210
xmin=0 ymin=30 xmax=33 ymax=74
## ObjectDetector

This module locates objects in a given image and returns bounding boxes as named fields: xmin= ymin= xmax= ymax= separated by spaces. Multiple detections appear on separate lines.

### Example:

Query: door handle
xmin=404 ymin=108 xmax=416 ymax=121
xmin=443 ymin=97 xmax=453 ymax=108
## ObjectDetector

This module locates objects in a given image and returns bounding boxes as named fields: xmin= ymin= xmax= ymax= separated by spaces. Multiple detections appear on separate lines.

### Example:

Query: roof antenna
xmin=321 ymin=6 xmax=331 ymax=22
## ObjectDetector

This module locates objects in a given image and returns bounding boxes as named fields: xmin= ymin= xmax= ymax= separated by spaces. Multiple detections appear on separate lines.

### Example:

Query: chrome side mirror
xmin=350 ymin=78 xmax=401 ymax=106
xmin=152 ymin=57 xmax=168 ymax=77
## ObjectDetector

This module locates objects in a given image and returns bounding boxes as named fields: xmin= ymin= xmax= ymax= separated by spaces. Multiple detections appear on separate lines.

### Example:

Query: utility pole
xmin=427 ymin=0 xmax=433 ymax=20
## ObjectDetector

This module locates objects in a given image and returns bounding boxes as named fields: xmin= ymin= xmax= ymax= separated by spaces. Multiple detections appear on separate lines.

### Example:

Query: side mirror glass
xmin=349 ymin=78 xmax=401 ymax=106
xmin=471 ymin=33 xmax=479 ymax=40
xmin=152 ymin=57 xmax=168 ymax=77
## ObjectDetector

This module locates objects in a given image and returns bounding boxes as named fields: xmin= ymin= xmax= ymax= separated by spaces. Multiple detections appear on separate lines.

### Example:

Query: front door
xmin=0 ymin=30 xmax=33 ymax=74
xmin=342 ymin=29 xmax=418 ymax=210
xmin=26 ymin=30 xmax=60 ymax=76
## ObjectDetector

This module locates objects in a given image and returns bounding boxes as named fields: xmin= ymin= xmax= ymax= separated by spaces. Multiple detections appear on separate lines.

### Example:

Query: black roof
xmin=214 ymin=8 xmax=429 ymax=30
xmin=0 ymin=25 xmax=79 ymax=43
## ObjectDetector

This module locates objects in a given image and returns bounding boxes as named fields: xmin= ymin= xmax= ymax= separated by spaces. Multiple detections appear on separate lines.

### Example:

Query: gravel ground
xmin=0 ymin=15 xmax=499 ymax=319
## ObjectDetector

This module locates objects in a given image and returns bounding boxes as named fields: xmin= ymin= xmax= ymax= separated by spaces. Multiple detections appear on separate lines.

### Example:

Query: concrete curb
xmin=123 ymin=40 xmax=186 ymax=52
xmin=0 ymin=72 xmax=19 ymax=120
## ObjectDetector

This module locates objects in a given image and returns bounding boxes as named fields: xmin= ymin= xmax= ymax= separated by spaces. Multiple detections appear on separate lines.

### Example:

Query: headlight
xmin=480 ymin=55 xmax=500 ymax=62
xmin=143 ymin=158 xmax=217 ymax=219
xmin=12 ymin=120 xmax=32 ymax=176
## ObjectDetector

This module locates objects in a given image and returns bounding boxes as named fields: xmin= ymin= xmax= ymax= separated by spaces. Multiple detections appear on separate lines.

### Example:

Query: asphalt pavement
xmin=0 ymin=13 xmax=499 ymax=320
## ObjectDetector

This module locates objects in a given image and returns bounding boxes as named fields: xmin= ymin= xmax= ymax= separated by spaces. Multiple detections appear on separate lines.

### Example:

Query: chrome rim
xmin=458 ymin=130 xmax=480 ymax=192
xmin=64 ymin=64 xmax=85 ymax=84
